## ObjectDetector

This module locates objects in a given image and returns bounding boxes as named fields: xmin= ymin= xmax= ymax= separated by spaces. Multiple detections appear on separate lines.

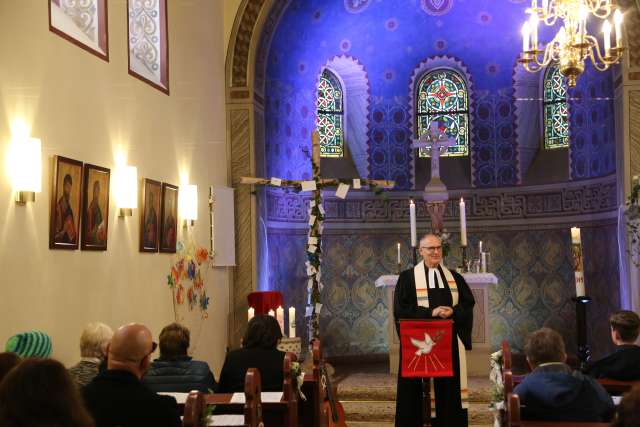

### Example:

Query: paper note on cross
xmin=239 ymin=131 xmax=394 ymax=341
xmin=411 ymin=122 xmax=456 ymax=181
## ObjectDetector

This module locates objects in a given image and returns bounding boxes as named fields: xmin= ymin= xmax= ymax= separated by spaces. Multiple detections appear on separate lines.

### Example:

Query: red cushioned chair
xmin=247 ymin=291 xmax=283 ymax=315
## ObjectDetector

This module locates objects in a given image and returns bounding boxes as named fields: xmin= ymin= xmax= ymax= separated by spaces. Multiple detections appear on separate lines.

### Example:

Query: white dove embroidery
xmin=410 ymin=333 xmax=435 ymax=356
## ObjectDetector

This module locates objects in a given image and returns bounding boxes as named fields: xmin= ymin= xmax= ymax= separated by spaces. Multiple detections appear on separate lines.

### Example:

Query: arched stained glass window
xmin=543 ymin=65 xmax=569 ymax=149
xmin=316 ymin=69 xmax=344 ymax=158
xmin=417 ymin=69 xmax=469 ymax=157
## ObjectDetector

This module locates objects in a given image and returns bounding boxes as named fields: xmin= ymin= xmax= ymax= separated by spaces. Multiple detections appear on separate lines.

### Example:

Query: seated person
xmin=587 ymin=310 xmax=640 ymax=380
xmin=142 ymin=322 xmax=217 ymax=393
xmin=69 ymin=322 xmax=113 ymax=387
xmin=611 ymin=384 xmax=640 ymax=427
xmin=217 ymin=314 xmax=285 ymax=393
xmin=514 ymin=327 xmax=614 ymax=422
xmin=4 ymin=330 xmax=52 ymax=358
xmin=0 ymin=353 xmax=20 ymax=383
xmin=0 ymin=358 xmax=95 ymax=427
xmin=83 ymin=323 xmax=181 ymax=427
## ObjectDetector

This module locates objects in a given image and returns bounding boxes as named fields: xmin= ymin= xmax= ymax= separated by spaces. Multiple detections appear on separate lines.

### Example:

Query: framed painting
xmin=127 ymin=0 xmax=169 ymax=94
xmin=160 ymin=183 xmax=178 ymax=253
xmin=139 ymin=178 xmax=162 ymax=252
xmin=48 ymin=0 xmax=109 ymax=61
xmin=49 ymin=156 xmax=83 ymax=250
xmin=81 ymin=164 xmax=110 ymax=251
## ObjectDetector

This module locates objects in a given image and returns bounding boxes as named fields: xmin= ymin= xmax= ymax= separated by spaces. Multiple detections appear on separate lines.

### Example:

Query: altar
xmin=375 ymin=272 xmax=498 ymax=376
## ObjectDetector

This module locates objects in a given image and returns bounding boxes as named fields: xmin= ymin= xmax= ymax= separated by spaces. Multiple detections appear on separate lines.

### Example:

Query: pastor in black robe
xmin=393 ymin=264 xmax=475 ymax=427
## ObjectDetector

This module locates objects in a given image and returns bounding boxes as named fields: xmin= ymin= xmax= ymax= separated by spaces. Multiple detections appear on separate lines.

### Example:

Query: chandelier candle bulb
xmin=409 ymin=199 xmax=417 ymax=248
xmin=276 ymin=306 xmax=285 ymax=334
xmin=459 ymin=198 xmax=467 ymax=246
xmin=541 ymin=0 xmax=548 ymax=13
xmin=603 ymin=20 xmax=611 ymax=56
xmin=530 ymin=14 xmax=538 ymax=50
xmin=614 ymin=9 xmax=622 ymax=48
xmin=522 ymin=21 xmax=531 ymax=52
xmin=289 ymin=307 xmax=296 ymax=338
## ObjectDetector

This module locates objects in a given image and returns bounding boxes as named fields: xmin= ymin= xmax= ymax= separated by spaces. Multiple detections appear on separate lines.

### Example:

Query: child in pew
xmin=217 ymin=315 xmax=285 ymax=393
xmin=514 ymin=327 xmax=614 ymax=422
xmin=586 ymin=310 xmax=640 ymax=381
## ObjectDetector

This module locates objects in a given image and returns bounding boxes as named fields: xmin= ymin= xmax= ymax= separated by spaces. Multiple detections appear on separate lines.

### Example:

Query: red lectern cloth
xmin=399 ymin=319 xmax=454 ymax=378
xmin=247 ymin=291 xmax=283 ymax=315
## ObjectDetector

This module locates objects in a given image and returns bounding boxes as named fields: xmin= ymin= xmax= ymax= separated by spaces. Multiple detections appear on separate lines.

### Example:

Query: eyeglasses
xmin=149 ymin=341 xmax=158 ymax=355
xmin=420 ymin=246 xmax=442 ymax=252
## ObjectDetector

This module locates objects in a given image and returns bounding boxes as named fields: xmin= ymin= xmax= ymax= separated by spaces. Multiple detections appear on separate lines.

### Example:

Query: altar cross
xmin=411 ymin=122 xmax=457 ymax=183
xmin=240 ymin=131 xmax=394 ymax=341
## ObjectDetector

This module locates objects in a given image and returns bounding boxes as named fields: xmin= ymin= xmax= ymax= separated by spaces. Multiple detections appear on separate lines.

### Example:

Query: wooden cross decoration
xmin=240 ymin=131 xmax=394 ymax=341
xmin=411 ymin=122 xmax=457 ymax=184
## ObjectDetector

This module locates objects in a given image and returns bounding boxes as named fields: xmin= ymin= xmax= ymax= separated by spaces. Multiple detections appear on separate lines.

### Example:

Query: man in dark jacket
xmin=83 ymin=323 xmax=181 ymax=427
xmin=514 ymin=327 xmax=614 ymax=422
xmin=587 ymin=310 xmax=640 ymax=380
xmin=143 ymin=322 xmax=217 ymax=392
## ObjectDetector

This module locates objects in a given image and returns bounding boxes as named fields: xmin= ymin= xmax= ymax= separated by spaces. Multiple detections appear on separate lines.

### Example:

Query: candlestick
xmin=461 ymin=245 xmax=468 ymax=272
xmin=248 ymin=307 xmax=255 ymax=322
xmin=276 ymin=306 xmax=285 ymax=333
xmin=289 ymin=307 xmax=296 ymax=338
xmin=409 ymin=200 xmax=417 ymax=248
xmin=459 ymin=198 xmax=467 ymax=247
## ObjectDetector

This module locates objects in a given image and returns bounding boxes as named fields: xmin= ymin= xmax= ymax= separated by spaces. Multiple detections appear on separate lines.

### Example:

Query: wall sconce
xmin=179 ymin=184 xmax=198 ymax=227
xmin=114 ymin=165 xmax=137 ymax=217
xmin=8 ymin=136 xmax=42 ymax=205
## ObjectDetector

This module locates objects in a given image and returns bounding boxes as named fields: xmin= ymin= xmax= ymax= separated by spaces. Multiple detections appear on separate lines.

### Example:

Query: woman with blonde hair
xmin=68 ymin=322 xmax=113 ymax=387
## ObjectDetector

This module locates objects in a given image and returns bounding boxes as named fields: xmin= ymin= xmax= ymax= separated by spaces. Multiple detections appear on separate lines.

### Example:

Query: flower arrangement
xmin=290 ymin=361 xmax=306 ymax=400
xmin=488 ymin=350 xmax=505 ymax=427
xmin=167 ymin=240 xmax=210 ymax=319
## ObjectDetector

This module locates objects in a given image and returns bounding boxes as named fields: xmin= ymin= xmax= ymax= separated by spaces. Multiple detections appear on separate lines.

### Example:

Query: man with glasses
xmin=394 ymin=234 xmax=475 ymax=427
xmin=83 ymin=323 xmax=181 ymax=427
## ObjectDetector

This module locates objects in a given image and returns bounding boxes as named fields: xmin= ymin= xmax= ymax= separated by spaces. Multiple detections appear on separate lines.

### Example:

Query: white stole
xmin=413 ymin=262 xmax=469 ymax=413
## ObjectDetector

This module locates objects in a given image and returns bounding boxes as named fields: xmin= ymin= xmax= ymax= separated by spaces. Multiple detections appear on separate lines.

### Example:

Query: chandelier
xmin=519 ymin=0 xmax=625 ymax=87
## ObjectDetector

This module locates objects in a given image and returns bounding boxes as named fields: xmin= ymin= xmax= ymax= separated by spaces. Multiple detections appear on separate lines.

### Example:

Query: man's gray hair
xmin=80 ymin=322 xmax=114 ymax=358
xmin=419 ymin=233 xmax=441 ymax=247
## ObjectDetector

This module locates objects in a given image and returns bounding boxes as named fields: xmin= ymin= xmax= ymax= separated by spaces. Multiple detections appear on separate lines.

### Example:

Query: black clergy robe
xmin=393 ymin=263 xmax=475 ymax=427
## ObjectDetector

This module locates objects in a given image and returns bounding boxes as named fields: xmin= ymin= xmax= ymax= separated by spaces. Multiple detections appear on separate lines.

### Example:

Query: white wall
xmin=0 ymin=0 xmax=230 ymax=376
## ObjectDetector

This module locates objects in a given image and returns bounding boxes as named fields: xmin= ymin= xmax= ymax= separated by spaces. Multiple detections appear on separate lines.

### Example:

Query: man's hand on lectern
xmin=432 ymin=306 xmax=453 ymax=319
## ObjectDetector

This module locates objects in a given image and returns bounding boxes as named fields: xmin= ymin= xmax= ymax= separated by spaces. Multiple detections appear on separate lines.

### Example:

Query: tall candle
xmin=570 ymin=227 xmax=581 ymax=244
xmin=289 ymin=307 xmax=296 ymax=338
xmin=479 ymin=240 xmax=483 ymax=254
xmin=268 ymin=309 xmax=275 ymax=317
xmin=481 ymin=252 xmax=487 ymax=273
xmin=571 ymin=227 xmax=585 ymax=297
xmin=459 ymin=198 xmax=467 ymax=246
xmin=409 ymin=200 xmax=417 ymax=247
xmin=248 ymin=307 xmax=255 ymax=322
xmin=276 ymin=306 xmax=285 ymax=334
xmin=603 ymin=20 xmax=611 ymax=56
xmin=397 ymin=242 xmax=401 ymax=264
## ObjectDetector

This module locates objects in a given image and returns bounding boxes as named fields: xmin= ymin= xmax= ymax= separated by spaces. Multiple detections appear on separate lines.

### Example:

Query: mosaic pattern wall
xmin=263 ymin=0 xmax=616 ymax=188
xmin=267 ymin=224 xmax=620 ymax=359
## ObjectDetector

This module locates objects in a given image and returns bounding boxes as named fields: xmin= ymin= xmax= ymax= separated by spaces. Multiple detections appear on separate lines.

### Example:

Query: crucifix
xmin=411 ymin=121 xmax=457 ymax=234
xmin=240 ymin=131 xmax=394 ymax=342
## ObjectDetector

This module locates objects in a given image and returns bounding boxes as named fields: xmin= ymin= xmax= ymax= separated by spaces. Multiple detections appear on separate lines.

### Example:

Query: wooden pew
xmin=299 ymin=340 xmax=325 ymax=427
xmin=183 ymin=368 xmax=263 ymax=427
xmin=507 ymin=393 xmax=610 ymax=427
xmin=597 ymin=378 xmax=640 ymax=395
xmin=201 ymin=352 xmax=298 ymax=427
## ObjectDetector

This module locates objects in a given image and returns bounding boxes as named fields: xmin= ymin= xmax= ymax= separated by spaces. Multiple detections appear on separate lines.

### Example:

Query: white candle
xmin=268 ymin=309 xmax=275 ymax=317
xmin=397 ymin=242 xmax=401 ymax=264
xmin=614 ymin=9 xmax=623 ymax=49
xmin=481 ymin=252 xmax=487 ymax=273
xmin=570 ymin=227 xmax=581 ymax=244
xmin=522 ymin=21 xmax=531 ymax=52
xmin=248 ymin=307 xmax=255 ymax=321
xmin=276 ymin=306 xmax=285 ymax=334
xmin=459 ymin=198 xmax=467 ymax=247
xmin=603 ymin=20 xmax=611 ymax=56
xmin=575 ymin=271 xmax=586 ymax=297
xmin=479 ymin=240 xmax=483 ymax=254
xmin=409 ymin=200 xmax=417 ymax=247
xmin=289 ymin=307 xmax=296 ymax=338
xmin=529 ymin=14 xmax=538 ymax=51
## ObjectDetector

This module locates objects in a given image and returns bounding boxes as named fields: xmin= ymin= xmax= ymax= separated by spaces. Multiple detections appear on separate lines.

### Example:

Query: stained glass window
xmin=316 ymin=70 xmax=344 ymax=158
xmin=543 ymin=64 xmax=569 ymax=149
xmin=417 ymin=69 xmax=469 ymax=157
